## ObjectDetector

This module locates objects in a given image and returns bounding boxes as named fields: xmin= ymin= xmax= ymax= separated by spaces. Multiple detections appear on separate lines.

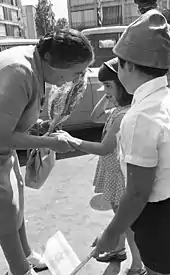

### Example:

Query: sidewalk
xmin=0 ymin=154 xmax=132 ymax=275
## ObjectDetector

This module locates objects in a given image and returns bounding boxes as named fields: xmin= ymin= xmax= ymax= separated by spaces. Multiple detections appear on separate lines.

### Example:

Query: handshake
xmin=49 ymin=130 xmax=82 ymax=153
xmin=31 ymin=120 xmax=82 ymax=154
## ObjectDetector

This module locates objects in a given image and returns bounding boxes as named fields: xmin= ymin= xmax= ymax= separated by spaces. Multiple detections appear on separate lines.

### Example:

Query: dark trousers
xmin=131 ymin=198 xmax=170 ymax=274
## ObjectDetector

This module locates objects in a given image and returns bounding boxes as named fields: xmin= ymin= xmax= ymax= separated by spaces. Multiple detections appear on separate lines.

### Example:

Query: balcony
xmin=0 ymin=0 xmax=19 ymax=10
xmin=70 ymin=0 xmax=94 ymax=7
xmin=71 ymin=20 xmax=96 ymax=30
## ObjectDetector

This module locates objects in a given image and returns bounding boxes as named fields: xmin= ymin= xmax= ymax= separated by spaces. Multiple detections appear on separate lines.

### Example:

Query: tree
xmin=35 ymin=0 xmax=56 ymax=37
xmin=55 ymin=18 xmax=69 ymax=30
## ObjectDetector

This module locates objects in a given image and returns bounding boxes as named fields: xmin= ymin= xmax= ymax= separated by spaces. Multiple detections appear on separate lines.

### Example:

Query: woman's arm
xmin=91 ymin=94 xmax=113 ymax=124
xmin=60 ymin=112 xmax=124 ymax=156
xmin=0 ymin=66 xmax=71 ymax=153
xmin=8 ymin=131 xmax=71 ymax=152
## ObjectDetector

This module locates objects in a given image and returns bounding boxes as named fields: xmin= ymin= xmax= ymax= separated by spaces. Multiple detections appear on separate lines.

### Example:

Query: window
xmin=0 ymin=23 xmax=6 ymax=36
xmin=0 ymin=0 xmax=15 ymax=5
xmin=3 ymin=7 xmax=13 ymax=21
xmin=99 ymin=39 xmax=116 ymax=48
xmin=71 ymin=9 xmax=95 ymax=28
xmin=0 ymin=6 xmax=4 ymax=20
xmin=103 ymin=6 xmax=122 ymax=26
xmin=14 ymin=25 xmax=19 ymax=37
xmin=71 ymin=11 xmax=82 ymax=28
xmin=124 ymin=3 xmax=138 ymax=24
xmin=11 ymin=9 xmax=17 ymax=22
xmin=84 ymin=9 xmax=95 ymax=27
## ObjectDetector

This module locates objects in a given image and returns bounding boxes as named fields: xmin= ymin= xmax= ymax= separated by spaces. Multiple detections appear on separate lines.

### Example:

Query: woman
xmin=57 ymin=58 xmax=146 ymax=275
xmin=0 ymin=29 xmax=93 ymax=275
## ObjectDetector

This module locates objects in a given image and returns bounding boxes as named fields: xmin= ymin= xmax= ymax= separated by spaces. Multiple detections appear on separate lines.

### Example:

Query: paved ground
xmin=0 ymin=128 xmax=132 ymax=275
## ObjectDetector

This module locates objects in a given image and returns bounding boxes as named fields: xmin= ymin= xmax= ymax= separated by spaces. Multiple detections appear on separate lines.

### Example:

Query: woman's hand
xmin=91 ymin=230 xmax=119 ymax=258
xmin=49 ymin=134 xmax=75 ymax=153
xmin=50 ymin=131 xmax=82 ymax=149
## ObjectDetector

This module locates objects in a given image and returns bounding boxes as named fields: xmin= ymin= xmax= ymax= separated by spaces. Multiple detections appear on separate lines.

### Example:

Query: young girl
xmin=58 ymin=58 xmax=146 ymax=275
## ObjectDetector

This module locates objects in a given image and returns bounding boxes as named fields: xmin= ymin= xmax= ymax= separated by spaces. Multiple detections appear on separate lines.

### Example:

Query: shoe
xmin=96 ymin=249 xmax=127 ymax=263
xmin=126 ymin=267 xmax=147 ymax=275
xmin=27 ymin=251 xmax=48 ymax=272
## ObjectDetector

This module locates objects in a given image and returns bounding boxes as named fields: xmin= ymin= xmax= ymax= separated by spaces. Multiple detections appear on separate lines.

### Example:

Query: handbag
xmin=25 ymin=147 xmax=55 ymax=189
xmin=25 ymin=74 xmax=87 ymax=189
xmin=25 ymin=84 xmax=56 ymax=189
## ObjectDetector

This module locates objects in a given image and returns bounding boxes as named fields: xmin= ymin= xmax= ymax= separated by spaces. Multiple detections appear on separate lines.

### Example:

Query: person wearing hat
xmin=134 ymin=0 xmax=170 ymax=87
xmin=91 ymin=9 xmax=170 ymax=275
xmin=57 ymin=59 xmax=146 ymax=274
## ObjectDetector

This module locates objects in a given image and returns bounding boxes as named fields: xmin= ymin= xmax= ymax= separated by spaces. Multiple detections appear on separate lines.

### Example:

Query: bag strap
xmin=40 ymin=82 xmax=46 ymax=114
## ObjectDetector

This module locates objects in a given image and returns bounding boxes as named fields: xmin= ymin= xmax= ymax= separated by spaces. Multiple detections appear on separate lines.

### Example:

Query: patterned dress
xmin=93 ymin=105 xmax=130 ymax=206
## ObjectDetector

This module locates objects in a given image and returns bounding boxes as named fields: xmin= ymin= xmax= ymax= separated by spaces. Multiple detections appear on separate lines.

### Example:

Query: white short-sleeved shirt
xmin=119 ymin=76 xmax=170 ymax=202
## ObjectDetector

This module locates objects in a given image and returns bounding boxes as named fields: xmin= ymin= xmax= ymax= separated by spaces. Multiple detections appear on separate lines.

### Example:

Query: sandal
xmin=96 ymin=249 xmax=127 ymax=263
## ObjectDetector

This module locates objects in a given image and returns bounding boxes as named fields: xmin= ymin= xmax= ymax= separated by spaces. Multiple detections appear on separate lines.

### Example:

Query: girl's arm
xmin=61 ymin=113 xmax=124 ymax=156
xmin=91 ymin=94 xmax=113 ymax=124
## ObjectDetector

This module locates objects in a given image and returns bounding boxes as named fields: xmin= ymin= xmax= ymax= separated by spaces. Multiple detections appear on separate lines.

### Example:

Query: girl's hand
xmin=50 ymin=132 xmax=82 ymax=149
xmin=49 ymin=134 xmax=75 ymax=153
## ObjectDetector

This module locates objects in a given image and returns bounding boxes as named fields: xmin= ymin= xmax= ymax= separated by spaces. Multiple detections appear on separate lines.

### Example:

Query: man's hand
xmin=91 ymin=230 xmax=119 ymax=258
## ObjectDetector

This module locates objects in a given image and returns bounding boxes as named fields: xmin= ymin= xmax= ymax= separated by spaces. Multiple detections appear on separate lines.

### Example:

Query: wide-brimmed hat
xmin=113 ymin=9 xmax=170 ymax=69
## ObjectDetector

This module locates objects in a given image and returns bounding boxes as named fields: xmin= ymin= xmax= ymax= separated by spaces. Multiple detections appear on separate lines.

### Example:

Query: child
xmin=58 ymin=58 xmax=146 ymax=275
xmin=92 ymin=9 xmax=170 ymax=275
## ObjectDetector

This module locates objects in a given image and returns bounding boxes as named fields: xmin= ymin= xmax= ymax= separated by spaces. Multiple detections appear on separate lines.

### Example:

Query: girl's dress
xmin=93 ymin=105 xmax=130 ymax=206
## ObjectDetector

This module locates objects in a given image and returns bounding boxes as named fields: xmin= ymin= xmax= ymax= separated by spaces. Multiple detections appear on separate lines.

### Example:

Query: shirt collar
xmin=131 ymin=76 xmax=168 ymax=105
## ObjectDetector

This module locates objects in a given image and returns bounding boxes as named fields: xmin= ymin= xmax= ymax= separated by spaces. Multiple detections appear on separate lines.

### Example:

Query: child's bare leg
xmin=0 ymin=230 xmax=30 ymax=275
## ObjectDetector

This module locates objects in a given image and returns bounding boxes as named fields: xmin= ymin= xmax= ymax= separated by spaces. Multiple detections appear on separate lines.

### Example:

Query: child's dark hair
xmin=98 ymin=63 xmax=133 ymax=107
xmin=36 ymin=29 xmax=94 ymax=69
xmin=119 ymin=57 xmax=168 ymax=77
xmin=134 ymin=0 xmax=157 ymax=14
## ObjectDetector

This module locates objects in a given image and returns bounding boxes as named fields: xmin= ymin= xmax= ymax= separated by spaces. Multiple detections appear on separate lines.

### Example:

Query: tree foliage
xmin=55 ymin=17 xmax=69 ymax=30
xmin=35 ymin=0 xmax=56 ymax=37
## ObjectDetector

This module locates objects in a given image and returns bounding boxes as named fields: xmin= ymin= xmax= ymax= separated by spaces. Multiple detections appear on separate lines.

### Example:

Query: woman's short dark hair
xmin=36 ymin=29 xmax=94 ymax=69
xmin=118 ymin=57 xmax=168 ymax=78
xmin=98 ymin=63 xmax=133 ymax=107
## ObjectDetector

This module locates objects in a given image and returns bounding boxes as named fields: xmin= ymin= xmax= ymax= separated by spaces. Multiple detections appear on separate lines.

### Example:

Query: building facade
xmin=67 ymin=0 xmax=139 ymax=30
xmin=67 ymin=0 xmax=170 ymax=31
xmin=22 ymin=5 xmax=37 ymax=39
xmin=0 ymin=0 xmax=25 ymax=38
xmin=159 ymin=0 xmax=170 ymax=10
